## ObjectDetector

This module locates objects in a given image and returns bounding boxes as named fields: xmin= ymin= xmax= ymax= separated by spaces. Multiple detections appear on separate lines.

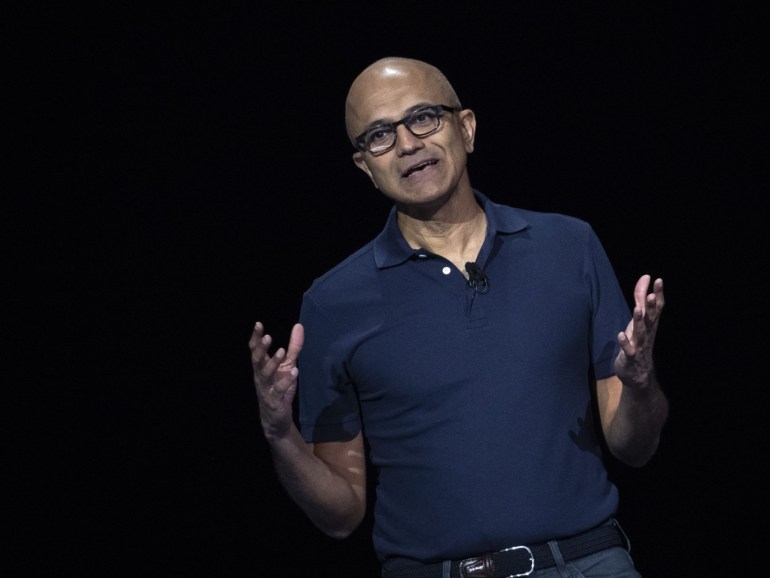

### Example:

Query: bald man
xmin=250 ymin=57 xmax=668 ymax=578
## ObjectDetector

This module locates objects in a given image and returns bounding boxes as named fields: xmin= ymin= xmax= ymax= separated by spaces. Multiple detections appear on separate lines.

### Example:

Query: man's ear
xmin=353 ymin=152 xmax=379 ymax=189
xmin=458 ymin=109 xmax=477 ymax=154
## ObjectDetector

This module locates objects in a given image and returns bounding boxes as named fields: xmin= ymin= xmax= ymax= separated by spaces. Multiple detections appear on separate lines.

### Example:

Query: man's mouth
xmin=402 ymin=160 xmax=437 ymax=177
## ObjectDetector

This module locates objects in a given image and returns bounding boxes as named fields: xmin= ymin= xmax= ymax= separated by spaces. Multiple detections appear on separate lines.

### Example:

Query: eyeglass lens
xmin=365 ymin=107 xmax=442 ymax=153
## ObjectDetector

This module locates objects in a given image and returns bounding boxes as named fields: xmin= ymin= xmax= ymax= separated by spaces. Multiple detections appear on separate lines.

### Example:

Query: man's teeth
xmin=406 ymin=161 xmax=434 ymax=176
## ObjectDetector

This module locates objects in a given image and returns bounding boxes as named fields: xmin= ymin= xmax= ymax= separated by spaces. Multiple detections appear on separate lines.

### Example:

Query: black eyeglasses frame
xmin=353 ymin=104 xmax=458 ymax=155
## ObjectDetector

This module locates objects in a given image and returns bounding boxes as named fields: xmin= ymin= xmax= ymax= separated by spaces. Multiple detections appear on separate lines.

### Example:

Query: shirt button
xmin=442 ymin=266 xmax=451 ymax=275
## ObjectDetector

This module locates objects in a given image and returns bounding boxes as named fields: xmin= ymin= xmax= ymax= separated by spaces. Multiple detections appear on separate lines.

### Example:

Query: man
xmin=249 ymin=57 xmax=668 ymax=577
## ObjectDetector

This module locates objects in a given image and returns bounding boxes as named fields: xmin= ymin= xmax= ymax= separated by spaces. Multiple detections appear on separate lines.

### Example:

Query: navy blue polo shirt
xmin=297 ymin=190 xmax=631 ymax=564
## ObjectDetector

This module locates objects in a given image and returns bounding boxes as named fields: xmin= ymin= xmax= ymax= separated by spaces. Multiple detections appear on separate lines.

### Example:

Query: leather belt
xmin=382 ymin=520 xmax=627 ymax=578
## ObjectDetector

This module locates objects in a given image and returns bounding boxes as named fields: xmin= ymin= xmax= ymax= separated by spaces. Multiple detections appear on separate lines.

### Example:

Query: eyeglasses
xmin=354 ymin=104 xmax=458 ymax=155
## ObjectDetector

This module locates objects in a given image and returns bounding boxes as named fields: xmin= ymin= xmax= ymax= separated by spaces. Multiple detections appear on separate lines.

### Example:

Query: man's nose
xmin=395 ymin=124 xmax=424 ymax=154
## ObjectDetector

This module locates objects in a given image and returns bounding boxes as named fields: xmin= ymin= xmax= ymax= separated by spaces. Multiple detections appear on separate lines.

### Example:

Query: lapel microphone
xmin=465 ymin=262 xmax=489 ymax=294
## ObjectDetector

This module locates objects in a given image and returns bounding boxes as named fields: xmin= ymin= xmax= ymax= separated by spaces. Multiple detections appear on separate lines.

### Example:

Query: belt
xmin=382 ymin=520 xmax=627 ymax=578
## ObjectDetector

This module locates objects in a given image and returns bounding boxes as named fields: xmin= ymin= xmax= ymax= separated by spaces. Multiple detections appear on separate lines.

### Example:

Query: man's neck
xmin=397 ymin=193 xmax=487 ymax=274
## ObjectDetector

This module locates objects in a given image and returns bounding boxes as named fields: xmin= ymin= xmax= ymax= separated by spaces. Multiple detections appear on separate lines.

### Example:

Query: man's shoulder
xmin=491 ymin=202 xmax=593 ymax=238
xmin=478 ymin=191 xmax=592 ymax=235
xmin=307 ymin=241 xmax=378 ymax=294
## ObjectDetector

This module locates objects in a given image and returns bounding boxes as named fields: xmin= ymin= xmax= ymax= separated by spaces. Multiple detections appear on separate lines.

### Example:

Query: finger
xmin=251 ymin=333 xmax=286 ymax=390
xmin=261 ymin=349 xmax=299 ymax=403
xmin=259 ymin=345 xmax=294 ymax=388
xmin=249 ymin=321 xmax=273 ymax=358
xmin=633 ymin=274 xmax=652 ymax=313
xmin=651 ymin=277 xmax=665 ymax=311
xmin=248 ymin=321 xmax=264 ymax=351
xmin=283 ymin=323 xmax=305 ymax=365
xmin=617 ymin=330 xmax=633 ymax=356
xmin=641 ymin=278 xmax=664 ymax=324
xmin=631 ymin=305 xmax=647 ymax=345
xmin=250 ymin=330 xmax=273 ymax=364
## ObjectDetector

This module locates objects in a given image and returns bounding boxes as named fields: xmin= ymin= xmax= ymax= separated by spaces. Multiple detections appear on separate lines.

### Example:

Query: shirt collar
xmin=373 ymin=190 xmax=530 ymax=269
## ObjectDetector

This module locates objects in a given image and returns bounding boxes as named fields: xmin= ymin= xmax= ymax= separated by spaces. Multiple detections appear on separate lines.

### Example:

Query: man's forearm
xmin=607 ymin=376 xmax=670 ymax=467
xmin=266 ymin=426 xmax=366 ymax=539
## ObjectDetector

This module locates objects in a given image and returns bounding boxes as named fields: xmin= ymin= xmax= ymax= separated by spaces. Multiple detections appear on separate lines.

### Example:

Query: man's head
xmin=345 ymin=57 xmax=476 ymax=209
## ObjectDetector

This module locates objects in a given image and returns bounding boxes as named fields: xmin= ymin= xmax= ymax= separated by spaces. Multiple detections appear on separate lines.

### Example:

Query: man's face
xmin=348 ymin=66 xmax=475 ymax=208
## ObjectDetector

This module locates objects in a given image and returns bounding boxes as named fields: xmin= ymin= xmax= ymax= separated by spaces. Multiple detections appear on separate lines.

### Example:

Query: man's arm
xmin=267 ymin=431 xmax=367 ymax=538
xmin=596 ymin=275 xmax=670 ymax=467
xmin=596 ymin=374 xmax=668 ymax=467
xmin=249 ymin=322 xmax=367 ymax=538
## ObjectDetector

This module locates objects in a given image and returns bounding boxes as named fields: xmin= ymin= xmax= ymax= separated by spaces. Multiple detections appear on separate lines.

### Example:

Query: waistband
xmin=382 ymin=519 xmax=628 ymax=578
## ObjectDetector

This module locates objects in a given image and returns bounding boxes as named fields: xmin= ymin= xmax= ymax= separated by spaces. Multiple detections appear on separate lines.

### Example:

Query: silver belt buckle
xmin=498 ymin=545 xmax=534 ymax=578
xmin=458 ymin=552 xmax=494 ymax=578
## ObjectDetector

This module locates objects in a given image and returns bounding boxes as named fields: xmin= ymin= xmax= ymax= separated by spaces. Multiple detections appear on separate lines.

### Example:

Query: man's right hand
xmin=248 ymin=321 xmax=367 ymax=537
xmin=249 ymin=322 xmax=304 ymax=440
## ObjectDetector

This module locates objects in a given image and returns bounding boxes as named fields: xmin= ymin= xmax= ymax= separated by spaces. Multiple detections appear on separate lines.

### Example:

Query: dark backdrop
xmin=7 ymin=3 xmax=764 ymax=577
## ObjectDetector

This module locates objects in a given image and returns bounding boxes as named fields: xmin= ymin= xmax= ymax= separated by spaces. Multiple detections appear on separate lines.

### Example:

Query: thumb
xmin=285 ymin=323 xmax=304 ymax=365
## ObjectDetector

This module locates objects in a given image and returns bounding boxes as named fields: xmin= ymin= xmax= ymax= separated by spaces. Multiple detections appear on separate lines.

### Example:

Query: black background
xmin=7 ymin=3 xmax=765 ymax=577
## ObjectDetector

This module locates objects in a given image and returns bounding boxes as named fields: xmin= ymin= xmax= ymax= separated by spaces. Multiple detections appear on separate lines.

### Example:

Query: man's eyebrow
xmin=364 ymin=103 xmax=434 ymax=130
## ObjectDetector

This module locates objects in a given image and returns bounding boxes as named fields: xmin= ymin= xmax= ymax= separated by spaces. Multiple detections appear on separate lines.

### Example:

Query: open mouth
xmin=402 ymin=159 xmax=437 ymax=177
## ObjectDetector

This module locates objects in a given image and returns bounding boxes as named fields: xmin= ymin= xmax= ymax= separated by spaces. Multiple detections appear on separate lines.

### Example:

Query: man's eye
xmin=369 ymin=128 xmax=392 ymax=143
xmin=410 ymin=110 xmax=438 ymax=126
